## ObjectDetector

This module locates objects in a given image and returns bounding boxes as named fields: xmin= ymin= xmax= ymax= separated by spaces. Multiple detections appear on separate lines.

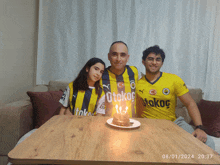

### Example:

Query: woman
xmin=59 ymin=57 xmax=105 ymax=116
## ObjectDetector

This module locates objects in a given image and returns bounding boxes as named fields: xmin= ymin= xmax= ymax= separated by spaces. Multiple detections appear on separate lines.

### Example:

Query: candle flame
xmin=119 ymin=106 xmax=122 ymax=113
xmin=115 ymin=104 xmax=118 ymax=113
xmin=125 ymin=106 xmax=128 ymax=113
xmin=115 ymin=105 xmax=128 ymax=114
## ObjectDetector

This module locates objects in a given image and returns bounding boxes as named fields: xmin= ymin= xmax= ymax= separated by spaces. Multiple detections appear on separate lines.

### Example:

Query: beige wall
xmin=0 ymin=0 xmax=39 ymax=105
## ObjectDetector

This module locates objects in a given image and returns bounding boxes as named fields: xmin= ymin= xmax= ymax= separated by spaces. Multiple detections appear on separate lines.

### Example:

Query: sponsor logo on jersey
xmin=103 ymin=84 xmax=110 ymax=90
xmin=142 ymin=98 xmax=170 ymax=109
xmin=162 ymin=88 xmax=170 ymax=95
xmin=61 ymin=88 xmax=68 ymax=101
xmin=130 ymin=80 xmax=136 ymax=89
xmin=117 ymin=82 xmax=124 ymax=88
xmin=139 ymin=89 xmax=144 ymax=93
xmin=75 ymin=108 xmax=93 ymax=116
xmin=183 ymin=83 xmax=187 ymax=89
xmin=61 ymin=94 xmax=66 ymax=101
xmin=100 ymin=102 xmax=105 ymax=109
xmin=149 ymin=89 xmax=157 ymax=95
xmin=106 ymin=91 xmax=135 ymax=102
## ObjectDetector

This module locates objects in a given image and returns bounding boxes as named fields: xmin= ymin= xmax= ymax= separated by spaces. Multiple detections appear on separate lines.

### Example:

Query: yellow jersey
xmin=100 ymin=65 xmax=139 ymax=117
xmin=136 ymin=72 xmax=189 ymax=121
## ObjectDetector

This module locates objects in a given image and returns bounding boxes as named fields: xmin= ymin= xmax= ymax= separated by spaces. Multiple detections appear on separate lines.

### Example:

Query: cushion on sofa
xmin=0 ymin=99 xmax=33 ymax=155
xmin=176 ymin=87 xmax=203 ymax=108
xmin=175 ymin=107 xmax=191 ymax=124
xmin=190 ymin=99 xmax=220 ymax=137
xmin=27 ymin=90 xmax=63 ymax=128
xmin=48 ymin=81 xmax=69 ymax=92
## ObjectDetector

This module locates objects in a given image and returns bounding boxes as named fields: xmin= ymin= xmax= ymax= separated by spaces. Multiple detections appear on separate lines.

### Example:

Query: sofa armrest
xmin=175 ymin=87 xmax=203 ymax=124
xmin=175 ymin=107 xmax=192 ymax=124
xmin=0 ymin=99 xmax=33 ymax=155
xmin=176 ymin=88 xmax=203 ymax=107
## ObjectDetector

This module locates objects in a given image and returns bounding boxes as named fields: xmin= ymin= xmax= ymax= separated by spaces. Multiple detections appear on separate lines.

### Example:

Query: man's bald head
xmin=109 ymin=41 xmax=128 ymax=52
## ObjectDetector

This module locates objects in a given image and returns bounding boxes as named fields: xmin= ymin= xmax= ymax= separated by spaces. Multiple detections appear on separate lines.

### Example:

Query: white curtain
xmin=36 ymin=0 xmax=220 ymax=101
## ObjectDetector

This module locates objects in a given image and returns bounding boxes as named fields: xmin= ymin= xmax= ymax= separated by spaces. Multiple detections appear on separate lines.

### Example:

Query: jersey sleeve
xmin=138 ymin=71 xmax=144 ymax=80
xmin=59 ymin=86 xmax=70 ymax=107
xmin=174 ymin=75 xmax=189 ymax=97
xmin=96 ymin=95 xmax=105 ymax=114
xmin=130 ymin=66 xmax=139 ymax=81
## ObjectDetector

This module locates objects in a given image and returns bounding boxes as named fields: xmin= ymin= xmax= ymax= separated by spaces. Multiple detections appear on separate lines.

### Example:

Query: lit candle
xmin=115 ymin=104 xmax=118 ymax=113
xmin=119 ymin=106 xmax=122 ymax=113
xmin=125 ymin=106 xmax=128 ymax=113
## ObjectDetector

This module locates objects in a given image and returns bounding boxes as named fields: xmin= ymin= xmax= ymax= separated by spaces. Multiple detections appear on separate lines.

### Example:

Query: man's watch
xmin=195 ymin=125 xmax=206 ymax=131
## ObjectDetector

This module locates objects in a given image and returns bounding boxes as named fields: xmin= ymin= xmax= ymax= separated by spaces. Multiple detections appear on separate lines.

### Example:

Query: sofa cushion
xmin=175 ymin=107 xmax=191 ymax=124
xmin=0 ymin=156 xmax=8 ymax=165
xmin=191 ymin=99 xmax=220 ymax=137
xmin=176 ymin=87 xmax=203 ymax=108
xmin=48 ymin=80 xmax=69 ymax=92
xmin=31 ymin=85 xmax=48 ymax=92
xmin=27 ymin=90 xmax=63 ymax=128
xmin=0 ymin=99 xmax=33 ymax=155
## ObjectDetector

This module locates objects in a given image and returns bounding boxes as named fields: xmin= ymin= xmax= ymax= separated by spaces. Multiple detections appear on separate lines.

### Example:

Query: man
xmin=98 ymin=41 xmax=139 ymax=117
xmin=136 ymin=45 xmax=215 ymax=150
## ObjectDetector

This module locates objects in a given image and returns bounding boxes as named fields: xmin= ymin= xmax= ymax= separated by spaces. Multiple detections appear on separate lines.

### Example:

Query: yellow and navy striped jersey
xmin=136 ymin=72 xmax=189 ymax=121
xmin=60 ymin=82 xmax=104 ymax=116
xmin=100 ymin=65 xmax=139 ymax=117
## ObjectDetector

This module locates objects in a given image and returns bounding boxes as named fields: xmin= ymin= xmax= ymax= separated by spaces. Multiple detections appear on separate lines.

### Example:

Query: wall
xmin=0 ymin=0 xmax=39 ymax=105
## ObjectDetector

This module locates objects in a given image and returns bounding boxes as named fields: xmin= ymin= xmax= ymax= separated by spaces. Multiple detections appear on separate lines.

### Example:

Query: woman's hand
xmin=59 ymin=106 xmax=72 ymax=115
xmin=65 ymin=107 xmax=73 ymax=115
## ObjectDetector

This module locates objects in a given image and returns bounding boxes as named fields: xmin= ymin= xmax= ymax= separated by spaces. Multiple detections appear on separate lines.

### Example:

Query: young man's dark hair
xmin=142 ymin=45 xmax=165 ymax=62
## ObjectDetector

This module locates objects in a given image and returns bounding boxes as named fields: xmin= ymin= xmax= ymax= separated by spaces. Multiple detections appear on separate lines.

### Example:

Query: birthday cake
xmin=112 ymin=112 xmax=130 ymax=126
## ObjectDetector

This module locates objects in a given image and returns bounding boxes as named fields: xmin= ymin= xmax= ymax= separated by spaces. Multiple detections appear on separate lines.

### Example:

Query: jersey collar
xmin=107 ymin=66 xmax=127 ymax=76
xmin=145 ymin=72 xmax=163 ymax=85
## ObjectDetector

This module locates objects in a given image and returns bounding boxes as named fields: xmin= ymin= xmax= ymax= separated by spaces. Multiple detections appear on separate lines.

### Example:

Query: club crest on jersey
xmin=149 ymin=89 xmax=157 ymax=95
xmin=130 ymin=80 xmax=136 ymax=89
xmin=162 ymin=88 xmax=170 ymax=95
xmin=117 ymin=82 xmax=124 ymax=88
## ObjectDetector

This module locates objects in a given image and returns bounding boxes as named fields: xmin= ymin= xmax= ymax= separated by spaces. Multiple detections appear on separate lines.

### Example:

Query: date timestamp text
xmin=162 ymin=154 xmax=213 ymax=159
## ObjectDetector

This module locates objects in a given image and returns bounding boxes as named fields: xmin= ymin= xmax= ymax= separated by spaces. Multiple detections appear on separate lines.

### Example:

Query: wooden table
xmin=8 ymin=115 xmax=220 ymax=165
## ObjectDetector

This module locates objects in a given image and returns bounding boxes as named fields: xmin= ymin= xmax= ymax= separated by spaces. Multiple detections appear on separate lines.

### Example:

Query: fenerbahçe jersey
xmin=59 ymin=82 xmax=104 ymax=116
xmin=136 ymin=72 xmax=189 ymax=121
xmin=100 ymin=65 xmax=139 ymax=117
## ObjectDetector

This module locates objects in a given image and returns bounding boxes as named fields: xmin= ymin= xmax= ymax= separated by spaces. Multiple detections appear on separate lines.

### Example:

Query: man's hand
xmin=192 ymin=129 xmax=207 ymax=143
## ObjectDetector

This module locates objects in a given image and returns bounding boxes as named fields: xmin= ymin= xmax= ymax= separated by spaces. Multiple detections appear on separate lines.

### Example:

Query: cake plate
xmin=106 ymin=118 xmax=141 ymax=129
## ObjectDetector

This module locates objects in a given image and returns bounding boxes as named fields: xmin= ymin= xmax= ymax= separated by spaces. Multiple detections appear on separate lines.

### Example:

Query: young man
xmin=136 ymin=45 xmax=215 ymax=150
xmin=98 ymin=41 xmax=139 ymax=117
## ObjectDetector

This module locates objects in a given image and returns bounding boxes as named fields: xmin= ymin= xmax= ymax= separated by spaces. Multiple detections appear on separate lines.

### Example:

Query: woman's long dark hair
xmin=73 ymin=57 xmax=105 ymax=94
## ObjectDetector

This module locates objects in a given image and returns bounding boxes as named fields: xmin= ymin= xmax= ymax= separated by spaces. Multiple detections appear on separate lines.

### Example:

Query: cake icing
xmin=112 ymin=112 xmax=130 ymax=126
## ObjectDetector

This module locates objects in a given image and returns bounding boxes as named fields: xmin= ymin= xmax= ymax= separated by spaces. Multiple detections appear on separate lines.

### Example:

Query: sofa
xmin=1 ymin=80 xmax=220 ymax=165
